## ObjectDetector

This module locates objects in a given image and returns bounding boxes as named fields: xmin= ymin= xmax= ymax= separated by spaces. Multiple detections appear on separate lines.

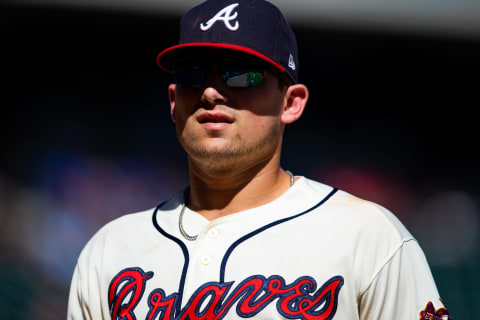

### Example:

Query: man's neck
xmin=186 ymin=156 xmax=293 ymax=221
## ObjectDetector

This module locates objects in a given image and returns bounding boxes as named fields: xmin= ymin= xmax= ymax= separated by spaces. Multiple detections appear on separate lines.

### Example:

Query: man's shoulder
xmin=95 ymin=193 xmax=183 ymax=234
xmin=81 ymin=208 xmax=156 ymax=249
xmin=303 ymin=177 xmax=414 ymax=241
xmin=77 ymin=196 xmax=181 ymax=255
xmin=101 ymin=208 xmax=156 ymax=233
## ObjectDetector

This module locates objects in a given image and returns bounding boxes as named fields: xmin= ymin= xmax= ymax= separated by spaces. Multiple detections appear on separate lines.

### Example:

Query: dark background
xmin=1 ymin=3 xmax=479 ymax=318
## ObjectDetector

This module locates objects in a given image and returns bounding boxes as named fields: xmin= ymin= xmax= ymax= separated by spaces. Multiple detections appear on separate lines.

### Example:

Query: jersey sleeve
xmin=358 ymin=238 xmax=450 ymax=320
xmin=67 ymin=264 xmax=92 ymax=320
xmin=67 ymin=231 xmax=108 ymax=320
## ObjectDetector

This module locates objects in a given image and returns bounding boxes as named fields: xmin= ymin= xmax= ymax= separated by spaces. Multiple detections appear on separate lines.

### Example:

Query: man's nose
xmin=200 ymin=65 xmax=228 ymax=107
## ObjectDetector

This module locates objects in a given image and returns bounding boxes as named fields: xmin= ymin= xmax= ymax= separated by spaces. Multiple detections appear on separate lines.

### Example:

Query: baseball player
xmin=67 ymin=0 xmax=451 ymax=319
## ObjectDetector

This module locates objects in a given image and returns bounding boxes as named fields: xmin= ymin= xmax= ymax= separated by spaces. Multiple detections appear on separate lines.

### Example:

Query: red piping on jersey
xmin=156 ymin=43 xmax=286 ymax=73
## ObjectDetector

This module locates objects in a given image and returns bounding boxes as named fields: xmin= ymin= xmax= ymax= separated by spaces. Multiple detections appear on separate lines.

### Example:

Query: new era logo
xmin=288 ymin=54 xmax=296 ymax=70
xmin=200 ymin=3 xmax=240 ymax=31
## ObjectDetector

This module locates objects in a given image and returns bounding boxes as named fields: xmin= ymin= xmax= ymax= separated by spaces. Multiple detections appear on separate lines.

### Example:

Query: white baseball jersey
xmin=67 ymin=177 xmax=450 ymax=320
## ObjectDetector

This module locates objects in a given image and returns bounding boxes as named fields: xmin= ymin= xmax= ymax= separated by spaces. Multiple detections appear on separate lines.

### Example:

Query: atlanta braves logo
xmin=419 ymin=301 xmax=451 ymax=320
xmin=109 ymin=267 xmax=344 ymax=320
xmin=200 ymin=3 xmax=240 ymax=31
xmin=109 ymin=268 xmax=154 ymax=319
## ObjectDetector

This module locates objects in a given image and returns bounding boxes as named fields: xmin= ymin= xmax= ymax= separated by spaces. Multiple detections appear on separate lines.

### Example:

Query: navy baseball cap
xmin=157 ymin=0 xmax=299 ymax=84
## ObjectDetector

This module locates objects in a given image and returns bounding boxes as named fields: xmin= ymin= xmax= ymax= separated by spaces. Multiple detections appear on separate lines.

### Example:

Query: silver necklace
xmin=179 ymin=171 xmax=295 ymax=241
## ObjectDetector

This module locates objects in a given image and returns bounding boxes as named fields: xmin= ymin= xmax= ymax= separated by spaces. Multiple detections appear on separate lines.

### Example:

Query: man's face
xmin=168 ymin=55 xmax=288 ymax=173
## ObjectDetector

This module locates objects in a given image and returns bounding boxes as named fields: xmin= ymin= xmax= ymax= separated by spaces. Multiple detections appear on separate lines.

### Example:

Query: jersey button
xmin=200 ymin=255 xmax=212 ymax=265
xmin=207 ymin=228 xmax=220 ymax=239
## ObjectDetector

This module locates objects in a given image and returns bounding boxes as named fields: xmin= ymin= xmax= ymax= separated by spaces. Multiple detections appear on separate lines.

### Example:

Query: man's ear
xmin=280 ymin=84 xmax=309 ymax=124
xmin=168 ymin=84 xmax=176 ymax=123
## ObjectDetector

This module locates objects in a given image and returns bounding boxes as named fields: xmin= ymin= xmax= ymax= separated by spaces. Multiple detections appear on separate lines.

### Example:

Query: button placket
xmin=199 ymin=228 xmax=219 ymax=266
xmin=182 ymin=223 xmax=229 ymax=299
xmin=200 ymin=255 xmax=212 ymax=265
xmin=207 ymin=227 xmax=220 ymax=239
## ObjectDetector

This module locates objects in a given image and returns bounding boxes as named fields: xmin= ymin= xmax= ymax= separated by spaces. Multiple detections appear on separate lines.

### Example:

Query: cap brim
xmin=157 ymin=43 xmax=286 ymax=73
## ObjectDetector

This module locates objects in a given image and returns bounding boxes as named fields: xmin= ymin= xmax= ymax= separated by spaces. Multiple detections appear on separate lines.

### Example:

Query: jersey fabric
xmin=67 ymin=177 xmax=448 ymax=320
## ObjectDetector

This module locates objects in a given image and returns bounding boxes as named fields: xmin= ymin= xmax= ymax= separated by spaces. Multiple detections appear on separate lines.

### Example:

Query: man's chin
xmin=184 ymin=138 xmax=241 ymax=158
xmin=185 ymin=145 xmax=250 ymax=172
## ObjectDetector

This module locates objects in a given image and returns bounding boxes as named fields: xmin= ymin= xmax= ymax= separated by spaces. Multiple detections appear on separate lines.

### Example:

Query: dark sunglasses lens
xmin=173 ymin=59 xmax=265 ymax=88
xmin=221 ymin=64 xmax=264 ymax=87
xmin=174 ymin=65 xmax=206 ymax=88
xmin=223 ymin=71 xmax=264 ymax=87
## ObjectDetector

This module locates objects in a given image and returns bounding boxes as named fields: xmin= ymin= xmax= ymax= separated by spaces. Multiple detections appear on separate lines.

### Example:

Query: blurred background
xmin=1 ymin=0 xmax=479 ymax=318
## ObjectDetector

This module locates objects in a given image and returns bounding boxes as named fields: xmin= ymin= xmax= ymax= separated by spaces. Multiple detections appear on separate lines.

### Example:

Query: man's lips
xmin=197 ymin=112 xmax=234 ymax=124
xmin=197 ymin=112 xmax=234 ymax=131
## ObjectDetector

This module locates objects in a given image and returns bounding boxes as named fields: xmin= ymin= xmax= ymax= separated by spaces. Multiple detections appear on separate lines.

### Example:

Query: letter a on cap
xmin=200 ymin=3 xmax=240 ymax=31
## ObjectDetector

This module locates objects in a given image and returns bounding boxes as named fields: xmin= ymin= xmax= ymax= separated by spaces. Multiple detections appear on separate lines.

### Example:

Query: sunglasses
xmin=173 ymin=58 xmax=266 ymax=88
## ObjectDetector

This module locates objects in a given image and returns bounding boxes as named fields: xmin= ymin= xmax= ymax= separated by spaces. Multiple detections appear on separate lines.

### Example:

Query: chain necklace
xmin=179 ymin=170 xmax=295 ymax=241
